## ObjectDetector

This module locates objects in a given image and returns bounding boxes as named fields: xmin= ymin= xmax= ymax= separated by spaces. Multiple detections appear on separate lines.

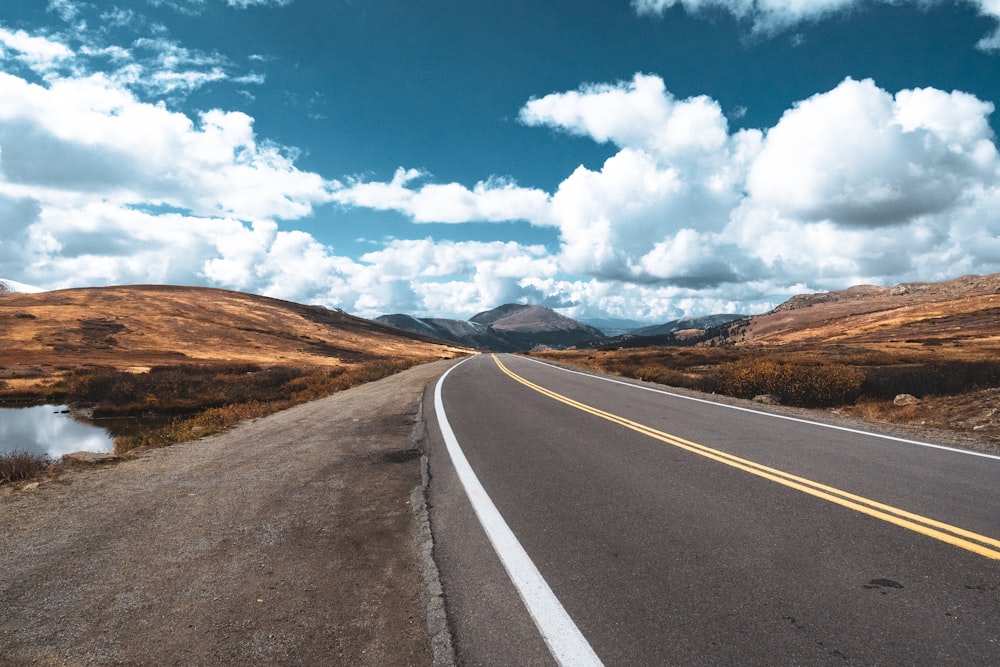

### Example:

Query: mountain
xmin=577 ymin=316 xmax=647 ymax=337
xmin=377 ymin=304 xmax=606 ymax=352
xmin=0 ymin=278 xmax=44 ymax=295
xmin=374 ymin=314 xmax=514 ymax=351
xmin=630 ymin=314 xmax=745 ymax=337
xmin=0 ymin=285 xmax=470 ymax=376
xmin=570 ymin=313 xmax=748 ymax=350
xmin=471 ymin=304 xmax=605 ymax=338
xmin=713 ymin=273 xmax=1000 ymax=347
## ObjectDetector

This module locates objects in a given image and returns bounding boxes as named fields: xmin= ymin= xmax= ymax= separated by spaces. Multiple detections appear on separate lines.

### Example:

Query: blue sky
xmin=1 ymin=0 xmax=999 ymax=323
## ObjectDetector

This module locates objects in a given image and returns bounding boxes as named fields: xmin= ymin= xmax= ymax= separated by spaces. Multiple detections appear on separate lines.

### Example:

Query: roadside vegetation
xmin=0 ymin=359 xmax=419 ymax=486
xmin=0 ymin=450 xmax=55 ymax=486
xmin=528 ymin=345 xmax=1000 ymax=444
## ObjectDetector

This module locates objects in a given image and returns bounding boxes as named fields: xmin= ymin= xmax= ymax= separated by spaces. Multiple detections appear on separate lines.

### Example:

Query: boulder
xmin=893 ymin=393 xmax=921 ymax=406
xmin=62 ymin=451 xmax=119 ymax=464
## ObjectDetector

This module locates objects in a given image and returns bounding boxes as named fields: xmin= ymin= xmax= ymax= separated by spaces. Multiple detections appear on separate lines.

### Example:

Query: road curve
xmin=425 ymin=353 xmax=1000 ymax=666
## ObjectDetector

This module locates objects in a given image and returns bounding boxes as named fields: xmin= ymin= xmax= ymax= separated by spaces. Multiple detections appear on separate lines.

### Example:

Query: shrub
xmin=0 ymin=450 xmax=50 ymax=486
xmin=61 ymin=364 xmax=312 ymax=416
xmin=61 ymin=367 xmax=140 ymax=405
xmin=629 ymin=364 xmax=694 ymax=388
xmin=860 ymin=361 xmax=1000 ymax=400
xmin=114 ymin=401 xmax=277 ymax=454
xmin=110 ymin=359 xmax=419 ymax=454
xmin=702 ymin=359 xmax=865 ymax=407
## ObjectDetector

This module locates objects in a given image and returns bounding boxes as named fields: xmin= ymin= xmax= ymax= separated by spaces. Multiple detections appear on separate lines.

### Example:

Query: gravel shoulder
xmin=0 ymin=360 xmax=457 ymax=666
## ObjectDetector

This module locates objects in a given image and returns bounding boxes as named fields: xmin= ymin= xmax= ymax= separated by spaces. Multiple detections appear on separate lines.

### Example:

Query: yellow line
xmin=492 ymin=355 xmax=1000 ymax=561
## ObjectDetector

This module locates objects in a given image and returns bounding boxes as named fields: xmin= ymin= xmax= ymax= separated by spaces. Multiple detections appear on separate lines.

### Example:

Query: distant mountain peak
xmin=0 ymin=278 xmax=45 ymax=294
xmin=630 ymin=314 xmax=744 ymax=337
xmin=0 ymin=278 xmax=44 ymax=295
xmin=378 ymin=303 xmax=605 ymax=351
xmin=468 ymin=303 xmax=534 ymax=325
xmin=471 ymin=303 xmax=605 ymax=336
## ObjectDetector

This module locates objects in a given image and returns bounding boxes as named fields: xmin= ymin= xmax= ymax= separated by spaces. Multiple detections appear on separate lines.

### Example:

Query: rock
xmin=893 ymin=394 xmax=921 ymax=406
xmin=62 ymin=451 xmax=119 ymax=464
xmin=753 ymin=394 xmax=780 ymax=405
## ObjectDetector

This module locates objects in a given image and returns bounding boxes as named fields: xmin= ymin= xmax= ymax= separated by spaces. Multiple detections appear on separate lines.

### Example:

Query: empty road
xmin=426 ymin=353 xmax=1000 ymax=666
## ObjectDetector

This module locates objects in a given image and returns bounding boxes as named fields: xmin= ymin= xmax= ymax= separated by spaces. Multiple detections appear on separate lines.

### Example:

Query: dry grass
xmin=0 ymin=360 xmax=422 ymax=474
xmin=716 ymin=275 xmax=1000 ymax=350
xmin=0 ymin=451 xmax=56 ymax=486
xmin=0 ymin=358 xmax=423 ymax=485
xmin=97 ymin=359 xmax=420 ymax=454
xmin=844 ymin=387 xmax=1000 ymax=440
xmin=0 ymin=285 xmax=469 ymax=485
xmin=0 ymin=285 xmax=469 ymax=382
xmin=701 ymin=358 xmax=866 ymax=407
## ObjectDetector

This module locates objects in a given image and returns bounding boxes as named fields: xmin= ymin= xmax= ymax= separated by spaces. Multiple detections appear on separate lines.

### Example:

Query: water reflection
xmin=0 ymin=405 xmax=113 ymax=459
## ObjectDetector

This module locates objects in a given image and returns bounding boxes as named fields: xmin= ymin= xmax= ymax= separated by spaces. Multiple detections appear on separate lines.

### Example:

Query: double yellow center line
xmin=493 ymin=355 xmax=1000 ymax=561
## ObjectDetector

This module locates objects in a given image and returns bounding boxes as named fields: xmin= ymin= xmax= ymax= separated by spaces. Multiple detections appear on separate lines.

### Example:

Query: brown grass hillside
xmin=0 ymin=285 xmax=472 ymax=470
xmin=0 ymin=285 xmax=469 ymax=392
xmin=725 ymin=273 xmax=1000 ymax=350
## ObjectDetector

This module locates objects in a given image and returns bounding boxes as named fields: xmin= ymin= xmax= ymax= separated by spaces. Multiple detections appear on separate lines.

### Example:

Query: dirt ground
xmin=0 ymin=361 xmax=455 ymax=667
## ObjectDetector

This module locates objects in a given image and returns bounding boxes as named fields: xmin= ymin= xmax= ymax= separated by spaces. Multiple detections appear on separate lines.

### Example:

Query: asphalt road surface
xmin=426 ymin=353 xmax=1000 ymax=666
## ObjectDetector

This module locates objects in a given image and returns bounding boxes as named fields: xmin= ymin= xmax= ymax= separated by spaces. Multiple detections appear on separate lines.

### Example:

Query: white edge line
xmin=518 ymin=355 xmax=1000 ymax=462
xmin=434 ymin=357 xmax=604 ymax=667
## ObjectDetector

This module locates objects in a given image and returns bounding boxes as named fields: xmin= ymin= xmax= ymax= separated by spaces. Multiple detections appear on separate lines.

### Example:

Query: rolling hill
xmin=717 ymin=273 xmax=1000 ymax=349
xmin=0 ymin=285 xmax=470 ymax=385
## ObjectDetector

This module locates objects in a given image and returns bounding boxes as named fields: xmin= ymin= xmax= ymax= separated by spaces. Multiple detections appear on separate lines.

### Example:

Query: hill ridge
xmin=0 ymin=285 xmax=469 ymax=380
xmin=721 ymin=273 xmax=1000 ymax=347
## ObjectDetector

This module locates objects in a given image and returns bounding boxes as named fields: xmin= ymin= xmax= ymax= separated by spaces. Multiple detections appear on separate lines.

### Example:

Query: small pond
xmin=0 ymin=405 xmax=114 ymax=459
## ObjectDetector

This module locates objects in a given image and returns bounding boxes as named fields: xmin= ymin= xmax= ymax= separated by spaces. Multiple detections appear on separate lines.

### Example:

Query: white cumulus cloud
xmin=332 ymin=168 xmax=552 ymax=224
xmin=520 ymin=74 xmax=762 ymax=284
xmin=313 ymin=72 xmax=1000 ymax=318
xmin=0 ymin=27 xmax=73 ymax=73
xmin=539 ymin=74 xmax=999 ymax=296
xmin=745 ymin=78 xmax=998 ymax=226
xmin=520 ymin=73 xmax=732 ymax=168
xmin=0 ymin=27 xmax=343 ymax=305
xmin=0 ymin=71 xmax=335 ymax=221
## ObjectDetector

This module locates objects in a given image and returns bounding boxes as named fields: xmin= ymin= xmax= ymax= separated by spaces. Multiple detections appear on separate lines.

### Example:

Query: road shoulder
xmin=1 ymin=359 xmax=458 ymax=666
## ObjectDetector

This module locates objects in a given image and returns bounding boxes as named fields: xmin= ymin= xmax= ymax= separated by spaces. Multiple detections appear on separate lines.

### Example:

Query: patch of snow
xmin=0 ymin=278 xmax=45 ymax=294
